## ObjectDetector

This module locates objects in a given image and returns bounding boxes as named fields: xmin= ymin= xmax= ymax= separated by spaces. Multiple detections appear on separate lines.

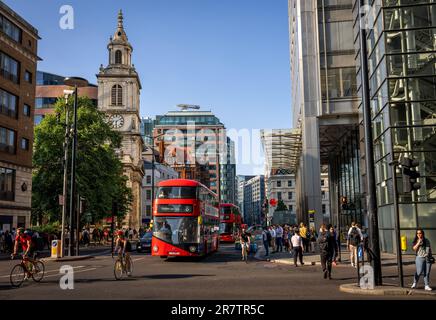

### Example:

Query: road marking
xmin=44 ymin=268 xmax=97 ymax=278
xmin=132 ymin=258 xmax=145 ymax=262
xmin=0 ymin=266 xmax=85 ymax=278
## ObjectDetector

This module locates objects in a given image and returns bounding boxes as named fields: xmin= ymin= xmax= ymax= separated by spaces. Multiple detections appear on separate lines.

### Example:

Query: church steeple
xmin=107 ymin=9 xmax=132 ymax=67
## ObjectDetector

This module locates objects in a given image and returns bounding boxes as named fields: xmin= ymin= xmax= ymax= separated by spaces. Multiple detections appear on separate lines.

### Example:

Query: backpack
xmin=349 ymin=227 xmax=360 ymax=246
xmin=266 ymin=231 xmax=272 ymax=242
xmin=318 ymin=232 xmax=329 ymax=252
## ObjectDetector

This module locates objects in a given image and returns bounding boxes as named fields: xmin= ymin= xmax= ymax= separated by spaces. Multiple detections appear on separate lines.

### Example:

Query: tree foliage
xmin=275 ymin=199 xmax=288 ymax=212
xmin=32 ymin=96 xmax=132 ymax=225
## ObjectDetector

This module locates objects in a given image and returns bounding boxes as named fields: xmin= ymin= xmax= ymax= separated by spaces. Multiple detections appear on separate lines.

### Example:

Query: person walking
xmin=309 ymin=226 xmax=318 ymax=253
xmin=270 ymin=226 xmax=277 ymax=253
xmin=299 ymin=223 xmax=309 ymax=252
xmin=330 ymin=226 xmax=340 ymax=265
xmin=5 ymin=230 xmax=13 ymax=253
xmin=291 ymin=230 xmax=304 ymax=267
xmin=275 ymin=224 xmax=283 ymax=252
xmin=318 ymin=224 xmax=337 ymax=279
xmin=283 ymin=227 xmax=290 ymax=252
xmin=262 ymin=227 xmax=271 ymax=258
xmin=347 ymin=222 xmax=363 ymax=268
xmin=411 ymin=229 xmax=434 ymax=291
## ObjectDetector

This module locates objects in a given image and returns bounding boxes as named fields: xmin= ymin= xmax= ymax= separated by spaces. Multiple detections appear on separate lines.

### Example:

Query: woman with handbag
xmin=411 ymin=229 xmax=433 ymax=291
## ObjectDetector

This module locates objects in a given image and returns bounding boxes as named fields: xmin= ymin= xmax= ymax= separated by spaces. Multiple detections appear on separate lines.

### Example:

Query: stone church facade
xmin=97 ymin=10 xmax=143 ymax=229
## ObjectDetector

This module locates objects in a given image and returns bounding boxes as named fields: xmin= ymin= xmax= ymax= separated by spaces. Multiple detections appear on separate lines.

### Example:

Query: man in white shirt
xmin=270 ymin=226 xmax=276 ymax=252
xmin=291 ymin=230 xmax=304 ymax=266
xmin=347 ymin=222 xmax=363 ymax=267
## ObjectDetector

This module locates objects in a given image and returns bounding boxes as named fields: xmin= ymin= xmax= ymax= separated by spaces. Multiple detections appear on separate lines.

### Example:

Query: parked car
xmin=136 ymin=231 xmax=152 ymax=253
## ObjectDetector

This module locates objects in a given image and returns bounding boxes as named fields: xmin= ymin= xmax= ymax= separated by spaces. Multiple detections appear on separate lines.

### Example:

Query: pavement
xmin=254 ymin=242 xmax=436 ymax=297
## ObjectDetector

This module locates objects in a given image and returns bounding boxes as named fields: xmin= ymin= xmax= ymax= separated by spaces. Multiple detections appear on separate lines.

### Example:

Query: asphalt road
xmin=0 ymin=244 xmax=433 ymax=300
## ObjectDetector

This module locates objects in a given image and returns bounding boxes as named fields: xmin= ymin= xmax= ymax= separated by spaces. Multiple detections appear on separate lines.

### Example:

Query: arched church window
xmin=115 ymin=50 xmax=122 ymax=64
xmin=111 ymin=84 xmax=123 ymax=106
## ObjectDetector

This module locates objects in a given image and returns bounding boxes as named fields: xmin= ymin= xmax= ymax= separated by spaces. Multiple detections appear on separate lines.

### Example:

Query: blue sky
xmin=5 ymin=0 xmax=292 ymax=175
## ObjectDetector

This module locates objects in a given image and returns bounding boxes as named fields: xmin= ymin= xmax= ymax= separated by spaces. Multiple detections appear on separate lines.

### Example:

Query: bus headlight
xmin=153 ymin=245 xmax=159 ymax=252
xmin=189 ymin=246 xmax=196 ymax=253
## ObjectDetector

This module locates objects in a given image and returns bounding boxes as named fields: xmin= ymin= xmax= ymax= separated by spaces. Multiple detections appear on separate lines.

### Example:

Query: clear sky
xmin=5 ymin=0 xmax=292 ymax=175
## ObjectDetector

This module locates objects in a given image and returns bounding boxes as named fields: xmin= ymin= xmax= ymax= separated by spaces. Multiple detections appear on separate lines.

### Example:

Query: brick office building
xmin=0 ymin=2 xmax=39 ymax=230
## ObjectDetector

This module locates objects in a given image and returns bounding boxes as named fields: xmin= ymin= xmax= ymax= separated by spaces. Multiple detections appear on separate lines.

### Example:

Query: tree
xmin=275 ymin=200 xmax=288 ymax=212
xmin=32 ymin=96 xmax=132 ymax=225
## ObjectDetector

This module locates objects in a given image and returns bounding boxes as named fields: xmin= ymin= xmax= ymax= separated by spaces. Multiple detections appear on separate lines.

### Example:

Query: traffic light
xmin=400 ymin=157 xmax=421 ymax=193
xmin=340 ymin=196 xmax=348 ymax=210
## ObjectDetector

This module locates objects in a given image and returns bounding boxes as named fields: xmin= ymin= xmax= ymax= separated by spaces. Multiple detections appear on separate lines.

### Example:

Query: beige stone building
xmin=97 ymin=10 xmax=143 ymax=229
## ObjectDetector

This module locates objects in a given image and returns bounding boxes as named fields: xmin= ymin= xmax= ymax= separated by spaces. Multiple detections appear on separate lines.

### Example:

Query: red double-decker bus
xmin=151 ymin=179 xmax=220 ymax=258
xmin=219 ymin=203 xmax=243 ymax=242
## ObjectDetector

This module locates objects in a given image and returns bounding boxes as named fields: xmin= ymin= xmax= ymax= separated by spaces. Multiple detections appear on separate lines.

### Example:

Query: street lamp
xmin=143 ymin=132 xmax=166 ymax=220
xmin=64 ymin=77 xmax=88 ymax=256
xmin=60 ymin=89 xmax=73 ymax=258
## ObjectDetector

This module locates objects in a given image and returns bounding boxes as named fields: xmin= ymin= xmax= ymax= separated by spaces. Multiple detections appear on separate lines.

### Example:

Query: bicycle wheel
xmin=114 ymin=260 xmax=123 ymax=280
xmin=10 ymin=264 xmax=26 ymax=288
xmin=126 ymin=256 xmax=133 ymax=275
xmin=32 ymin=260 xmax=45 ymax=282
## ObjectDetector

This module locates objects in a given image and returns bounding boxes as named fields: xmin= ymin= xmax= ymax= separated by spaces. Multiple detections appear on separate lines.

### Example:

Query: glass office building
xmin=353 ymin=0 xmax=436 ymax=253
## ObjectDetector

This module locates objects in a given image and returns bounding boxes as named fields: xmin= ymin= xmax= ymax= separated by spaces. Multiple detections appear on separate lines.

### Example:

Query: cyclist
xmin=239 ymin=229 xmax=251 ymax=261
xmin=11 ymin=228 xmax=36 ymax=279
xmin=113 ymin=230 xmax=132 ymax=276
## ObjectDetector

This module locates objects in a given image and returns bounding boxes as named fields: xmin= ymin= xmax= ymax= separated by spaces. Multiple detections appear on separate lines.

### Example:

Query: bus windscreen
xmin=156 ymin=186 xmax=197 ymax=199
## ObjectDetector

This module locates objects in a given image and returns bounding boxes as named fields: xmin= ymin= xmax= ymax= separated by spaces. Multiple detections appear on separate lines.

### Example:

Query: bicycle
xmin=10 ymin=254 xmax=45 ymax=288
xmin=113 ymin=252 xmax=133 ymax=280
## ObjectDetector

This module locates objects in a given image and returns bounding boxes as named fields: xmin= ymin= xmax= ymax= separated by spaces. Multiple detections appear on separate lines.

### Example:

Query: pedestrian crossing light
xmin=400 ymin=157 xmax=421 ymax=193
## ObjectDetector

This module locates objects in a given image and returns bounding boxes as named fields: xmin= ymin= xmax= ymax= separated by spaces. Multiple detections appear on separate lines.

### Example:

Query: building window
xmin=0 ymin=167 xmax=15 ymax=201
xmin=277 ymin=192 xmax=282 ymax=200
xmin=321 ymin=179 xmax=325 ymax=186
xmin=288 ymin=180 xmax=292 ymax=187
xmin=288 ymin=192 xmax=293 ymax=200
xmin=21 ymin=138 xmax=29 ymax=150
xmin=0 ymin=14 xmax=22 ymax=43
xmin=277 ymin=181 xmax=281 ymax=188
xmin=146 ymin=205 xmax=152 ymax=216
xmin=0 ymin=51 xmax=19 ymax=83
xmin=0 ymin=127 xmax=16 ymax=154
xmin=24 ymin=70 xmax=32 ymax=83
xmin=322 ymin=191 xmax=326 ymax=199
xmin=23 ymin=104 xmax=31 ymax=117
xmin=35 ymin=97 xmax=57 ymax=109
xmin=322 ymin=204 xmax=327 ymax=215
xmin=111 ymin=85 xmax=123 ymax=106
xmin=0 ymin=88 xmax=18 ymax=118
xmin=289 ymin=205 xmax=293 ymax=212
xmin=115 ymin=50 xmax=122 ymax=64
xmin=146 ymin=189 xmax=151 ymax=200
xmin=146 ymin=175 xmax=151 ymax=184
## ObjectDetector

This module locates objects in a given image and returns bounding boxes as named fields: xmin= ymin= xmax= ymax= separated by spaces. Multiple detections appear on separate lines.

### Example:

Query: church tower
xmin=97 ymin=10 xmax=144 ymax=229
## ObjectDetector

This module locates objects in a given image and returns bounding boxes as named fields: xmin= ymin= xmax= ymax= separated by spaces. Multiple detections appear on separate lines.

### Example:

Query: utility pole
xmin=358 ymin=0 xmax=382 ymax=286
xmin=64 ymin=77 xmax=88 ymax=256
xmin=61 ymin=90 xmax=72 ymax=257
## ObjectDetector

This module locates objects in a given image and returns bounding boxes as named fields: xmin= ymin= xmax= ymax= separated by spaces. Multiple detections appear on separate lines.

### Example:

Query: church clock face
xmin=110 ymin=114 xmax=124 ymax=129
